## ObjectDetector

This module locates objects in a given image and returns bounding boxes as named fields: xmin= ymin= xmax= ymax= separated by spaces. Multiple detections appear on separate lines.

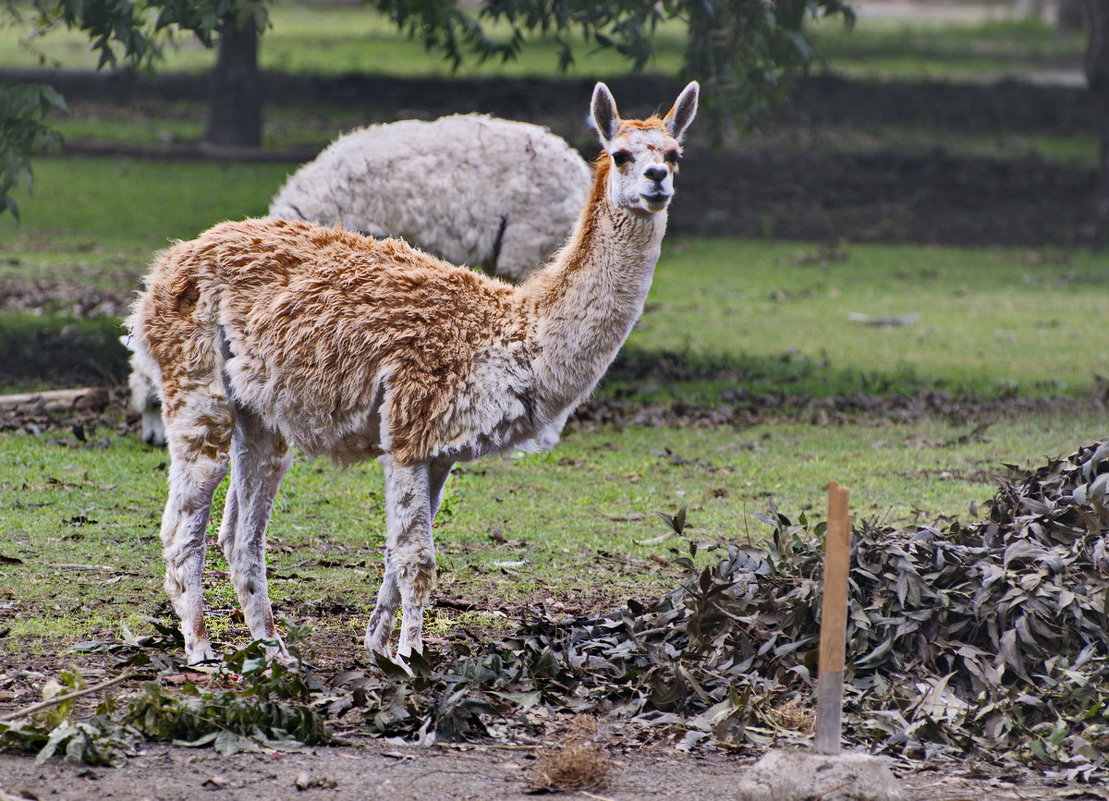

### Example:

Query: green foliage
xmin=127 ymin=662 xmax=329 ymax=755
xmin=0 ymin=713 xmax=140 ymax=767
xmin=15 ymin=0 xmax=270 ymax=71
xmin=408 ymin=0 xmax=855 ymax=132
xmin=375 ymin=0 xmax=518 ymax=70
xmin=681 ymin=0 xmax=853 ymax=133
xmin=373 ymin=0 xmax=855 ymax=111
xmin=0 ymin=664 xmax=141 ymax=766
xmin=0 ymin=0 xmax=269 ymax=216
xmin=0 ymin=83 xmax=66 ymax=220
xmin=1 ymin=624 xmax=328 ymax=764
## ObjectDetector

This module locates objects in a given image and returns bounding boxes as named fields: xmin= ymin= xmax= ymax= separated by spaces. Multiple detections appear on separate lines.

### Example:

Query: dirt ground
xmin=0 ymin=738 xmax=1096 ymax=801
xmin=1 ymin=606 xmax=1103 ymax=801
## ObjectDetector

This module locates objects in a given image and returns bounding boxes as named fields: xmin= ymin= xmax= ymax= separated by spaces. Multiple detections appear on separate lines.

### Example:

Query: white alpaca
xmin=268 ymin=114 xmax=592 ymax=283
xmin=128 ymin=82 xmax=699 ymax=665
xmin=120 ymin=337 xmax=166 ymax=446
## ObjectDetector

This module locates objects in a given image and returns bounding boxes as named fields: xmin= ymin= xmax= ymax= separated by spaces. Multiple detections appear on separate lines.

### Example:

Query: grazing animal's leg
xmin=160 ymin=398 xmax=233 ymax=664
xmin=364 ymin=457 xmax=452 ymax=659
xmin=365 ymin=555 xmax=400 ymax=657
xmin=392 ymin=460 xmax=441 ymax=659
xmin=218 ymin=406 xmax=292 ymax=650
xmin=427 ymin=457 xmax=455 ymax=519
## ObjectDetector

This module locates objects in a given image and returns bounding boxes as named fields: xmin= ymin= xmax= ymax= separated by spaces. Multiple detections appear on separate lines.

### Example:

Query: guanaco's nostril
xmin=644 ymin=165 xmax=668 ymax=183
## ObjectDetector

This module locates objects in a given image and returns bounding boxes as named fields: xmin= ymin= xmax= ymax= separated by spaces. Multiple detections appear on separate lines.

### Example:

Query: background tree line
xmin=1 ymin=0 xmax=853 ymax=218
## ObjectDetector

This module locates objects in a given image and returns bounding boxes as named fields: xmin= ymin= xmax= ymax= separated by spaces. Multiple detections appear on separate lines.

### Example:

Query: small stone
xmin=202 ymin=775 xmax=230 ymax=790
xmin=735 ymin=749 xmax=902 ymax=801
xmin=293 ymin=772 xmax=337 ymax=791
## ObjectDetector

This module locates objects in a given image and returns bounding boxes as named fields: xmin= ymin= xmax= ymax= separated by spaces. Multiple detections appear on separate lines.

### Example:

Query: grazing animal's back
xmin=135 ymin=219 xmax=531 ymax=465
xmin=268 ymin=114 xmax=591 ymax=282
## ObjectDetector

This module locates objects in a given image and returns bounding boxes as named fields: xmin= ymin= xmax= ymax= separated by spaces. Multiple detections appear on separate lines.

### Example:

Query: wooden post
xmin=814 ymin=481 xmax=851 ymax=755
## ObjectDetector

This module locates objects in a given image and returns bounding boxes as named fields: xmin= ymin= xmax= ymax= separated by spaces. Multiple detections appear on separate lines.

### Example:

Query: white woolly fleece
xmin=268 ymin=114 xmax=592 ymax=282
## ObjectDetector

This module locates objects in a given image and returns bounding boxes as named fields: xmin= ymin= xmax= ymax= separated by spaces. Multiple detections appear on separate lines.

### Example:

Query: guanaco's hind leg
xmin=160 ymin=396 xmax=233 ymax=664
xmin=218 ymin=405 xmax=292 ymax=652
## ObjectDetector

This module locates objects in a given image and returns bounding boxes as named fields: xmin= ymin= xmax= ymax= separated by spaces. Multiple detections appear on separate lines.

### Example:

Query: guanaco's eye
xmin=664 ymin=149 xmax=682 ymax=165
xmin=611 ymin=150 xmax=633 ymax=167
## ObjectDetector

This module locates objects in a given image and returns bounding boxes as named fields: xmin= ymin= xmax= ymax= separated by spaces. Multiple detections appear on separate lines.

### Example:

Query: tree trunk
xmin=202 ymin=15 xmax=262 ymax=147
xmin=1057 ymin=0 xmax=1086 ymax=33
xmin=1084 ymin=1 xmax=1109 ymax=234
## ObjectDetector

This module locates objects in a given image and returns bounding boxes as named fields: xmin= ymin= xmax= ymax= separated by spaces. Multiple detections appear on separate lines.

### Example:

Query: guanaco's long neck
xmin=516 ymin=158 xmax=667 ymax=415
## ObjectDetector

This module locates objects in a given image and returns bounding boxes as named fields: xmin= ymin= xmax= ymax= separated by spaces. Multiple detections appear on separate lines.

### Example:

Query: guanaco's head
xmin=591 ymin=81 xmax=699 ymax=217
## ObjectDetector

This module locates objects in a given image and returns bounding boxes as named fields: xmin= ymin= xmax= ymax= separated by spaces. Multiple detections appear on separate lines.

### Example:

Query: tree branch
xmin=0 ymin=670 xmax=135 ymax=722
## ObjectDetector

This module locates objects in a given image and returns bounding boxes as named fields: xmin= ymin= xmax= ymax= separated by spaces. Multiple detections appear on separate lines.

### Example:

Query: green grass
xmin=810 ymin=17 xmax=1084 ymax=81
xmin=0 ymin=158 xmax=290 ymax=252
xmin=0 ymin=5 xmax=1101 ymax=659
xmin=0 ymin=4 xmax=687 ymax=77
xmin=617 ymin=239 xmax=1109 ymax=400
xmin=2 ymin=407 xmax=1103 ymax=647
xmin=1 ymin=5 xmax=1080 ymax=83
xmin=3 ymin=158 xmax=1106 ymax=399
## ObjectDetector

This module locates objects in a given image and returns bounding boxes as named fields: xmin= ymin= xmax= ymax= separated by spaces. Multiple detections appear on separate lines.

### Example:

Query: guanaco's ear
xmin=664 ymin=81 xmax=699 ymax=142
xmin=591 ymin=82 xmax=621 ymax=144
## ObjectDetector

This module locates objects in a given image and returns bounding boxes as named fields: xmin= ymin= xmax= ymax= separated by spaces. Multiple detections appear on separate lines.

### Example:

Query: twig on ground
xmin=437 ymin=742 xmax=541 ymax=752
xmin=0 ymin=670 xmax=135 ymax=721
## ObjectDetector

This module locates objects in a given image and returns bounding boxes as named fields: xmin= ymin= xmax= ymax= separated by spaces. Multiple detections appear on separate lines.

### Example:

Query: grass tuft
xmin=527 ymin=717 xmax=612 ymax=793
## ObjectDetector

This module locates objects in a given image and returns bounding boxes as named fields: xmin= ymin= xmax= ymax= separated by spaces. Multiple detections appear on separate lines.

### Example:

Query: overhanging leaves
xmin=0 ymin=83 xmax=66 ymax=220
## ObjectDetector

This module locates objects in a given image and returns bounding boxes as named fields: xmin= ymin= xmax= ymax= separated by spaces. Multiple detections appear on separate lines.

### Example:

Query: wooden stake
xmin=814 ymin=481 xmax=851 ymax=755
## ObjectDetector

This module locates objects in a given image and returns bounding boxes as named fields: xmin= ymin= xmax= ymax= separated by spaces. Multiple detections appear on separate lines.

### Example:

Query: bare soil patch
xmin=0 ymin=627 xmax=1092 ymax=801
xmin=0 ymin=740 xmax=1094 ymax=801
xmin=0 ymin=381 xmax=1100 ymax=440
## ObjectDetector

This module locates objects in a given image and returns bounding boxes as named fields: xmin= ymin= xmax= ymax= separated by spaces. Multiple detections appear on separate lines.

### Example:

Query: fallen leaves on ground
xmin=2 ymin=442 xmax=1108 ymax=785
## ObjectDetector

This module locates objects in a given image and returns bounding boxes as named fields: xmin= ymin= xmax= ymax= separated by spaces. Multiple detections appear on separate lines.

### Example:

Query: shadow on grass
xmin=605 ymin=346 xmax=945 ymax=404
xmin=0 ymin=313 xmax=128 ymax=390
